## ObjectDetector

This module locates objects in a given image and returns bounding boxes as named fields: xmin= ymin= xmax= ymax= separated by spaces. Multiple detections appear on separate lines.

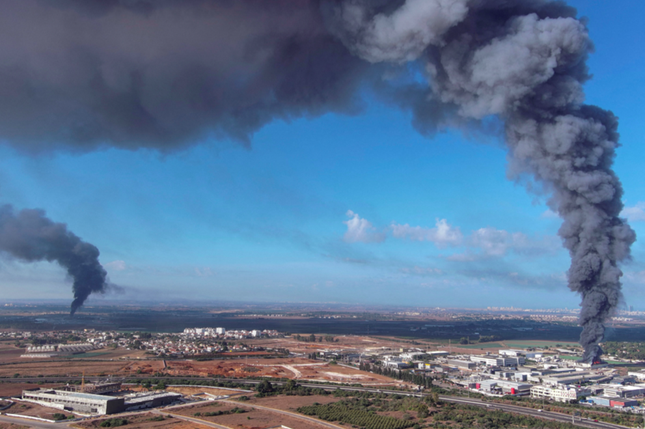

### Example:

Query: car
xmin=537 ymin=409 xmax=542 ymax=412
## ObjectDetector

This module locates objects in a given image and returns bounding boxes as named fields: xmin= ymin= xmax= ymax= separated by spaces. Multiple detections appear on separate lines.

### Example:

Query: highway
xmin=2 ymin=376 xmax=634 ymax=429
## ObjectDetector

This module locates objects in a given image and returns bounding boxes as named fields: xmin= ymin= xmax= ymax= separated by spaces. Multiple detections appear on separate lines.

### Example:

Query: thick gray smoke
xmin=0 ymin=0 xmax=635 ymax=358
xmin=0 ymin=205 xmax=108 ymax=314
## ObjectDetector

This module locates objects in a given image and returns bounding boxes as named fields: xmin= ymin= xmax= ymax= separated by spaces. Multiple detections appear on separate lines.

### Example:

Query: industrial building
xmin=541 ymin=370 xmax=609 ymax=386
xmin=597 ymin=384 xmax=645 ymax=398
xmin=124 ymin=392 xmax=181 ymax=411
xmin=448 ymin=359 xmax=475 ymax=370
xmin=530 ymin=385 xmax=592 ymax=402
xmin=476 ymin=380 xmax=532 ymax=396
xmin=65 ymin=382 xmax=122 ymax=395
xmin=22 ymin=389 xmax=125 ymax=415
xmin=471 ymin=354 xmax=525 ymax=367
xmin=22 ymin=388 xmax=181 ymax=415
xmin=587 ymin=397 xmax=640 ymax=408
xmin=21 ymin=343 xmax=96 ymax=358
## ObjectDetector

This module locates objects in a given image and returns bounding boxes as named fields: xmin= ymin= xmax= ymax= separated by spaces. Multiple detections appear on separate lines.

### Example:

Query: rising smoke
xmin=0 ymin=205 xmax=108 ymax=314
xmin=0 ymin=0 xmax=635 ymax=358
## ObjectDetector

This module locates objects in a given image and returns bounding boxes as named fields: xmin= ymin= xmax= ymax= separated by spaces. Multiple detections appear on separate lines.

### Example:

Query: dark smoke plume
xmin=0 ymin=0 xmax=635 ymax=358
xmin=0 ymin=205 xmax=108 ymax=314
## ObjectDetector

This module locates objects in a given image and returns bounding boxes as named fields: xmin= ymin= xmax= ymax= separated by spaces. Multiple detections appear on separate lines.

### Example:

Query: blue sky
xmin=0 ymin=0 xmax=644 ymax=310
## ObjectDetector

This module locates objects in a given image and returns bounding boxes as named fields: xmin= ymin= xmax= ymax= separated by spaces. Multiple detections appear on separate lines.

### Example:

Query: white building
xmin=531 ymin=385 xmax=592 ymax=402
xmin=471 ymin=355 xmax=525 ymax=366
xmin=499 ymin=350 xmax=525 ymax=357
xmin=215 ymin=327 xmax=226 ymax=335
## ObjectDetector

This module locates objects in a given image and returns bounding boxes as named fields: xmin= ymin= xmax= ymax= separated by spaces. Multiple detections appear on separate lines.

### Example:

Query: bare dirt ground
xmin=0 ymin=382 xmax=59 ymax=397
xmin=0 ymin=423 xmax=29 ymax=429
xmin=73 ymin=412 xmax=212 ymax=429
xmin=166 ymin=386 xmax=249 ymax=397
xmin=4 ymin=400 xmax=71 ymax=421
xmin=243 ymin=394 xmax=338 ymax=411
xmin=171 ymin=401 xmax=332 ymax=429
xmin=161 ymin=357 xmax=398 ymax=385
xmin=0 ymin=360 xmax=130 ymax=378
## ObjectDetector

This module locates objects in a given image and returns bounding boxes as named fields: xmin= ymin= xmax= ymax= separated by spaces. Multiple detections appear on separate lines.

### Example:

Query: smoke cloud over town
xmin=0 ymin=0 xmax=635 ymax=358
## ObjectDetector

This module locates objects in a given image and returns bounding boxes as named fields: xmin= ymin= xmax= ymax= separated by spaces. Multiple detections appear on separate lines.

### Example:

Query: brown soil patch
xmin=117 ymin=361 xmax=165 ymax=376
xmin=0 ymin=360 xmax=129 ymax=378
xmin=0 ymin=423 xmax=29 ymax=429
xmin=172 ymin=401 xmax=331 ymax=429
xmin=75 ymin=412 xmax=212 ymax=429
xmin=166 ymin=385 xmax=248 ymax=397
xmin=160 ymin=357 xmax=396 ymax=385
xmin=245 ymin=394 xmax=338 ymax=411
xmin=5 ymin=400 xmax=70 ymax=421
xmin=0 ymin=382 xmax=59 ymax=398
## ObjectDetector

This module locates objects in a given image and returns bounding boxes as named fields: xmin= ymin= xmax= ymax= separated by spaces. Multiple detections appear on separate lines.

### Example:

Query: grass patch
xmin=456 ymin=343 xmax=505 ymax=349
xmin=558 ymin=355 xmax=622 ymax=364
xmin=504 ymin=341 xmax=579 ymax=348
xmin=66 ymin=352 xmax=114 ymax=358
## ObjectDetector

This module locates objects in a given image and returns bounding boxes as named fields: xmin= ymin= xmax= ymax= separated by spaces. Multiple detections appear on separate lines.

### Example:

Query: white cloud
xmin=624 ymin=270 xmax=645 ymax=285
xmin=343 ymin=210 xmax=385 ymax=243
xmin=194 ymin=267 xmax=215 ymax=277
xmin=471 ymin=227 xmax=525 ymax=256
xmin=400 ymin=266 xmax=443 ymax=276
xmin=541 ymin=209 xmax=559 ymax=219
xmin=622 ymin=202 xmax=645 ymax=222
xmin=470 ymin=227 xmax=559 ymax=257
xmin=105 ymin=260 xmax=127 ymax=271
xmin=391 ymin=218 xmax=462 ymax=247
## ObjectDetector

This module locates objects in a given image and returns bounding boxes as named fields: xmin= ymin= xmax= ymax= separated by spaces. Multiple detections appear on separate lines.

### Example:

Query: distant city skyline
xmin=0 ymin=1 xmax=643 ymax=312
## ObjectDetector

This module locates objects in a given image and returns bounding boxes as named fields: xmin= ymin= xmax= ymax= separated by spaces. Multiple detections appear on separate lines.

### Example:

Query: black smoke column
xmin=325 ymin=0 xmax=636 ymax=362
xmin=0 ymin=205 xmax=107 ymax=314
xmin=0 ymin=0 xmax=637 ymax=358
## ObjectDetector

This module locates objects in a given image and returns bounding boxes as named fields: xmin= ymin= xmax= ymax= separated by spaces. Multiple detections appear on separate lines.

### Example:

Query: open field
xmin=75 ymin=412 xmax=213 ymax=429
xmin=161 ymin=357 xmax=401 ymax=385
xmin=452 ymin=342 xmax=505 ymax=349
xmin=171 ymin=399 xmax=335 ymax=429
xmin=2 ymin=399 xmax=73 ymax=421
xmin=558 ymin=355 xmax=623 ymax=364
xmin=0 ymin=423 xmax=29 ymax=429
xmin=0 ymin=382 xmax=59 ymax=397
xmin=503 ymin=341 xmax=580 ymax=348
xmin=0 ymin=359 xmax=131 ymax=378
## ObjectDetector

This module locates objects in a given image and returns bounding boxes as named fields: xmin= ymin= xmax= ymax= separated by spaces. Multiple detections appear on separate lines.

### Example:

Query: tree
xmin=256 ymin=380 xmax=274 ymax=394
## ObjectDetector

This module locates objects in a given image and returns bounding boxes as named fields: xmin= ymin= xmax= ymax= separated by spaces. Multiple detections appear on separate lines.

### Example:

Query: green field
xmin=67 ymin=351 xmax=114 ymax=359
xmin=558 ymin=355 xmax=623 ymax=364
xmin=456 ymin=343 xmax=505 ymax=349
xmin=504 ymin=341 xmax=579 ymax=348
